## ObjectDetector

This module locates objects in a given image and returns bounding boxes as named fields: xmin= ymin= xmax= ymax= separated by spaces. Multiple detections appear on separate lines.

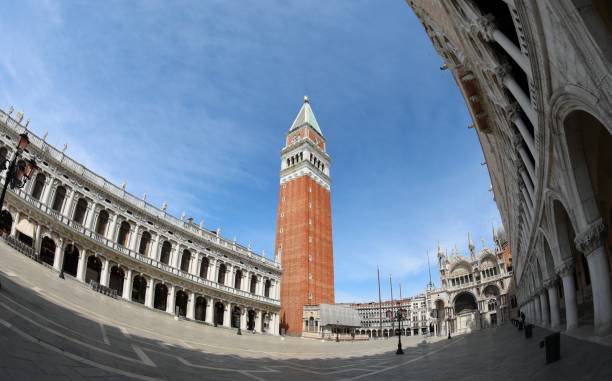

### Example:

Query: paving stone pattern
xmin=1 ymin=244 xmax=611 ymax=380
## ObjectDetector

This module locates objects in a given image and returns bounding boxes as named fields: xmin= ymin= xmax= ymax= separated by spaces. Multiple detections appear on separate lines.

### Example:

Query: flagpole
xmin=377 ymin=266 xmax=382 ymax=337
xmin=389 ymin=273 xmax=394 ymax=337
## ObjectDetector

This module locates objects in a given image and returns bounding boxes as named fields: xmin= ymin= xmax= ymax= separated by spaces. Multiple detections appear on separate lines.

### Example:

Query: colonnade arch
xmin=194 ymin=296 xmax=207 ymax=321
xmin=214 ymin=302 xmax=225 ymax=326
xmin=175 ymin=290 xmax=188 ymax=317
xmin=131 ymin=275 xmax=147 ymax=304
xmin=39 ymin=236 xmax=56 ymax=266
xmin=154 ymin=283 xmax=169 ymax=311
xmin=85 ymin=255 xmax=103 ymax=284
xmin=62 ymin=244 xmax=79 ymax=277
xmin=108 ymin=266 xmax=125 ymax=295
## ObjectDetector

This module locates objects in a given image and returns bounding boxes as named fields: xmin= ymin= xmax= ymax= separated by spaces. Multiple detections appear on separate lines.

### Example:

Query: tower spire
xmin=289 ymin=96 xmax=322 ymax=135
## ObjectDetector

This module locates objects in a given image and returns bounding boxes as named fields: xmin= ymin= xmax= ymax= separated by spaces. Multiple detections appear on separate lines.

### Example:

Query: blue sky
xmin=0 ymin=1 xmax=500 ymax=301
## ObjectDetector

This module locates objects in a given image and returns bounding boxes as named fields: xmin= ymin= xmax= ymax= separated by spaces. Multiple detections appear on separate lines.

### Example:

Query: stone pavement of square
xmin=1 ymin=245 xmax=612 ymax=380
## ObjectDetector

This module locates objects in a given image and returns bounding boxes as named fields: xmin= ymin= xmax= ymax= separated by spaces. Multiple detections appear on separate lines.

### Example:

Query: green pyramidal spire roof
xmin=289 ymin=96 xmax=322 ymax=136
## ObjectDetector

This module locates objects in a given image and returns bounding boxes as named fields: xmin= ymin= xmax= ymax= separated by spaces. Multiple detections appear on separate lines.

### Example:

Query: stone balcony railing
xmin=445 ymin=273 xmax=508 ymax=293
xmin=8 ymin=187 xmax=281 ymax=307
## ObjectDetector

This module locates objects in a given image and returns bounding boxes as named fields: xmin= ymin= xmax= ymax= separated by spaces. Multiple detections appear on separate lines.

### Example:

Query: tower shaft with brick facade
xmin=275 ymin=97 xmax=334 ymax=335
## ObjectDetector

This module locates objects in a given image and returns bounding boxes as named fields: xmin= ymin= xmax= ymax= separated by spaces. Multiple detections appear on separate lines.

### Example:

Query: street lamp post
xmin=396 ymin=308 xmax=406 ymax=355
xmin=0 ymin=133 xmax=37 ymax=290
xmin=336 ymin=321 xmax=340 ymax=342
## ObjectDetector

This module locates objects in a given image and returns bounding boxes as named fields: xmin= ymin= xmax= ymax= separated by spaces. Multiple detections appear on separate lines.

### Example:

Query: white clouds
xmin=0 ymin=1 xmax=502 ymax=302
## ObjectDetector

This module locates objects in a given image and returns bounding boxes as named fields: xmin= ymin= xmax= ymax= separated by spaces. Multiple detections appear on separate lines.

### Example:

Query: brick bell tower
xmin=275 ymin=96 xmax=334 ymax=335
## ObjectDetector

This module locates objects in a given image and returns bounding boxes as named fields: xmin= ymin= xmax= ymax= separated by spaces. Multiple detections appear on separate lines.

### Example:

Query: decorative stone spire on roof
xmin=468 ymin=232 xmax=476 ymax=259
xmin=289 ymin=95 xmax=323 ymax=136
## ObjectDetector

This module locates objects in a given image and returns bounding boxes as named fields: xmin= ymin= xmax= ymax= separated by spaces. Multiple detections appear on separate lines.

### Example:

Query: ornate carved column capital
xmin=555 ymin=260 xmax=575 ymax=278
xmin=543 ymin=277 xmax=557 ymax=289
xmin=469 ymin=14 xmax=495 ymax=41
xmin=503 ymin=102 xmax=520 ymax=122
xmin=574 ymin=219 xmax=606 ymax=256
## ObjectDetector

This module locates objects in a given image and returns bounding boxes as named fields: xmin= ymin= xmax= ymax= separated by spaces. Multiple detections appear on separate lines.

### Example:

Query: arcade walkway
xmin=1 ymin=243 xmax=611 ymax=380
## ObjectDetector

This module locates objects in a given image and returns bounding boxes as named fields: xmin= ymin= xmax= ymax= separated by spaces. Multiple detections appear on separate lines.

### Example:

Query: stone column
xmin=34 ymin=223 xmax=41 ymax=255
xmin=240 ymin=307 xmax=247 ymax=330
xmin=187 ymin=291 xmax=195 ymax=320
xmin=256 ymin=275 xmax=262 ymax=295
xmin=539 ymin=289 xmax=550 ymax=327
xmin=53 ymin=238 xmax=64 ymax=271
xmin=557 ymin=261 xmax=578 ymax=330
xmin=489 ymin=28 xmax=531 ymax=76
xmin=225 ymin=264 xmax=233 ymax=286
xmin=10 ymin=211 xmax=19 ymax=236
xmin=166 ymin=285 xmax=176 ymax=315
xmin=85 ymin=202 xmax=98 ymax=230
xmin=62 ymin=189 xmax=76 ymax=218
xmin=100 ymin=258 xmax=110 ymax=287
xmin=145 ymin=278 xmax=155 ymax=308
xmin=171 ymin=245 xmax=181 ymax=268
xmin=41 ymin=178 xmax=54 ymax=206
xmin=534 ymin=294 xmax=542 ymax=325
xmin=151 ymin=234 xmax=161 ymax=260
xmin=576 ymin=221 xmax=612 ymax=336
xmin=205 ymin=298 xmax=214 ymax=324
xmin=208 ymin=258 xmax=217 ymax=281
xmin=76 ymin=250 xmax=88 ymax=282
xmin=122 ymin=269 xmax=133 ymax=300
xmin=546 ymin=279 xmax=561 ymax=329
xmin=189 ymin=254 xmax=198 ymax=275
xmin=272 ymin=313 xmax=280 ymax=336
xmin=223 ymin=302 xmax=231 ymax=327
xmin=107 ymin=213 xmax=119 ymax=241
xmin=255 ymin=310 xmax=262 ymax=333
xmin=129 ymin=225 xmax=140 ymax=252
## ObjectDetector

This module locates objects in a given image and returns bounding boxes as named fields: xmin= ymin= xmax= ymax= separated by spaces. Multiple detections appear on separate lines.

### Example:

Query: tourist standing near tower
xmin=274 ymin=96 xmax=334 ymax=335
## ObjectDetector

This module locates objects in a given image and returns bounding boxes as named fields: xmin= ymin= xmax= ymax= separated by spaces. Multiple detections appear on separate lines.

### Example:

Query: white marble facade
xmin=408 ymin=0 xmax=612 ymax=336
xmin=0 ymin=108 xmax=281 ymax=335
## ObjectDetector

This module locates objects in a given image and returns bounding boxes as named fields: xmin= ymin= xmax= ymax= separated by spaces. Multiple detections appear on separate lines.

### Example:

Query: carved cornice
xmin=575 ymin=219 xmax=606 ymax=256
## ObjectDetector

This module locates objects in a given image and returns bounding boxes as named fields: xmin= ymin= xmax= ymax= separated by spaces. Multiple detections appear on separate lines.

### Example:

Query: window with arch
xmin=234 ymin=269 xmax=243 ymax=289
xmin=95 ymin=210 xmax=109 ymax=235
xmin=180 ymin=249 xmax=191 ymax=272
xmin=139 ymin=231 xmax=152 ymax=256
xmin=160 ymin=241 xmax=172 ymax=264
xmin=31 ymin=173 xmax=46 ymax=200
xmin=217 ymin=263 xmax=226 ymax=285
xmin=72 ymin=198 xmax=88 ymax=225
xmin=51 ymin=186 xmax=66 ymax=212
xmin=117 ymin=220 xmax=131 ymax=246
xmin=200 ymin=257 xmax=209 ymax=278
xmin=250 ymin=275 xmax=257 ymax=294
xmin=264 ymin=279 xmax=271 ymax=297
